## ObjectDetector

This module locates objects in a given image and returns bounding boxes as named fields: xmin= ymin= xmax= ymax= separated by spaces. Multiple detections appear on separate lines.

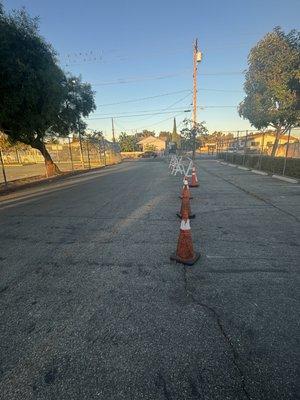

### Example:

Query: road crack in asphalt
xmin=198 ymin=164 xmax=299 ymax=223
xmin=182 ymin=266 xmax=251 ymax=400
xmin=157 ymin=373 xmax=173 ymax=400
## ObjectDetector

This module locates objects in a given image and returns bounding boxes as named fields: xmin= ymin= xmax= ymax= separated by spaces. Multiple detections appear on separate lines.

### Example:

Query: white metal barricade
xmin=168 ymin=155 xmax=194 ymax=177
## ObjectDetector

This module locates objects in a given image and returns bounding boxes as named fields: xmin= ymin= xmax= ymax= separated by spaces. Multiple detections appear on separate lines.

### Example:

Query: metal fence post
xmin=68 ymin=137 xmax=74 ymax=171
xmin=0 ymin=149 xmax=8 ymax=187
xmin=102 ymin=137 xmax=107 ymax=166
xmin=258 ymin=131 xmax=265 ymax=170
xmin=15 ymin=148 xmax=20 ymax=164
xmin=87 ymin=139 xmax=91 ymax=169
xmin=56 ymin=145 xmax=60 ymax=163
xmin=225 ymin=139 xmax=228 ymax=161
xmin=282 ymin=128 xmax=291 ymax=176
xmin=79 ymin=132 xmax=85 ymax=169
xmin=243 ymin=130 xmax=248 ymax=166
xmin=98 ymin=141 xmax=102 ymax=166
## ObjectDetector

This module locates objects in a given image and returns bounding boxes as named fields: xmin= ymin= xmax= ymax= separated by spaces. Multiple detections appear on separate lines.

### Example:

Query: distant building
xmin=137 ymin=136 xmax=166 ymax=152
xmin=219 ymin=131 xmax=299 ymax=155
xmin=244 ymin=132 xmax=298 ymax=152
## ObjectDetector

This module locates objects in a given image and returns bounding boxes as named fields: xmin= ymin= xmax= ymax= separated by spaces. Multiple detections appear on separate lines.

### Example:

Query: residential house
xmin=137 ymin=136 xmax=166 ymax=152
xmin=244 ymin=132 xmax=298 ymax=153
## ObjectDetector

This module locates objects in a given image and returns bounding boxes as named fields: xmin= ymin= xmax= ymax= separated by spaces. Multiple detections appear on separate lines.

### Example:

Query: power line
xmin=91 ymin=70 xmax=191 ymax=86
xmin=95 ymin=87 xmax=241 ymax=108
xmin=89 ymin=104 xmax=236 ymax=119
xmin=91 ymin=107 xmax=190 ymax=117
xmin=198 ymin=105 xmax=237 ymax=108
xmin=198 ymin=87 xmax=243 ymax=93
xmin=145 ymin=111 xmax=188 ymax=129
xmin=92 ymin=93 xmax=192 ymax=124
xmin=161 ymin=93 xmax=192 ymax=111
xmin=88 ymin=110 xmax=191 ymax=121
xmin=113 ymin=92 xmax=192 ymax=131
xmin=116 ymin=92 xmax=192 ymax=128
xmin=96 ymin=89 xmax=191 ymax=107
xmin=90 ymin=70 xmax=244 ymax=87
xmin=87 ymin=104 xmax=238 ymax=121
xmin=199 ymin=71 xmax=244 ymax=76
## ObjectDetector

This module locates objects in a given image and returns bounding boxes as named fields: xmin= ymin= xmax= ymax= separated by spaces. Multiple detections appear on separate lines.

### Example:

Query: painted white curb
xmin=227 ymin=163 xmax=237 ymax=167
xmin=251 ymin=169 xmax=268 ymax=176
xmin=220 ymin=162 xmax=228 ymax=165
xmin=237 ymin=166 xmax=250 ymax=171
xmin=272 ymin=174 xmax=298 ymax=184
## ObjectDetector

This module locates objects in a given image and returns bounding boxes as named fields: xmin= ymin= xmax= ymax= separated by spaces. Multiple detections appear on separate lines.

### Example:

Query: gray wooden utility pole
xmin=111 ymin=118 xmax=116 ymax=143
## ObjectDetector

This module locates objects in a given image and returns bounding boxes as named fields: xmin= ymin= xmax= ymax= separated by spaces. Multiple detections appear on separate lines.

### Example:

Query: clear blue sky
xmin=4 ymin=0 xmax=300 ymax=139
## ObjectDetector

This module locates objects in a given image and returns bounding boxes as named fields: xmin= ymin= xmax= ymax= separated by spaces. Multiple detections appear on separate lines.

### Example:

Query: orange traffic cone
xmin=177 ymin=190 xmax=195 ymax=219
xmin=179 ymin=177 xmax=193 ymax=199
xmin=170 ymin=211 xmax=200 ymax=265
xmin=190 ymin=166 xmax=199 ymax=188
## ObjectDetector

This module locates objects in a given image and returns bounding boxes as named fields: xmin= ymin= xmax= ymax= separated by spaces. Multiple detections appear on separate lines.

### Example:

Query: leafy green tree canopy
xmin=0 ymin=4 xmax=96 ymax=174
xmin=118 ymin=132 xmax=139 ymax=152
xmin=180 ymin=119 xmax=208 ymax=153
xmin=136 ymin=130 xmax=155 ymax=141
xmin=159 ymin=131 xmax=171 ymax=141
xmin=239 ymin=27 xmax=300 ymax=155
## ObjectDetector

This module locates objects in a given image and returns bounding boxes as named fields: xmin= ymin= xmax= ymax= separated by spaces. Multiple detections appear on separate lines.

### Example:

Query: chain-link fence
xmin=214 ymin=128 xmax=300 ymax=178
xmin=0 ymin=135 xmax=122 ymax=188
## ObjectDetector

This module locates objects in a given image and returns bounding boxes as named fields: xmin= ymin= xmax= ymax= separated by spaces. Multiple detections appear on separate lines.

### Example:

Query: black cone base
xmin=170 ymin=252 xmax=200 ymax=266
xmin=176 ymin=213 xmax=195 ymax=219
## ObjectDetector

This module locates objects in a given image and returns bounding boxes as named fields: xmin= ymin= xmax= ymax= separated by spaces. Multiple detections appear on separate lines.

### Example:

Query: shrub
xmin=217 ymin=153 xmax=300 ymax=178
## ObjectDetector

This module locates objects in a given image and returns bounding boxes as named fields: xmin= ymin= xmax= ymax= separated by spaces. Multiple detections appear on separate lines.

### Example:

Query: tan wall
xmin=121 ymin=152 xmax=143 ymax=159
xmin=141 ymin=142 xmax=166 ymax=151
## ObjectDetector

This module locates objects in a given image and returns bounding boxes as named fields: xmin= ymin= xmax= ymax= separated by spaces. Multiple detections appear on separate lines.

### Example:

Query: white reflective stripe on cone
xmin=180 ymin=219 xmax=191 ymax=230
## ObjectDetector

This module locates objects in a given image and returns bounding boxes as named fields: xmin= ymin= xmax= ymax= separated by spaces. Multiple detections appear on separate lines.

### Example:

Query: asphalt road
xmin=0 ymin=158 xmax=299 ymax=400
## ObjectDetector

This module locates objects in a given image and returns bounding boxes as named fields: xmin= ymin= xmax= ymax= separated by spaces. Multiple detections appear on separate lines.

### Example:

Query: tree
xmin=171 ymin=118 xmax=181 ymax=148
xmin=180 ymin=119 xmax=208 ymax=156
xmin=159 ymin=131 xmax=171 ymax=141
xmin=0 ymin=5 xmax=96 ymax=175
xmin=136 ymin=130 xmax=155 ymax=141
xmin=118 ymin=132 xmax=139 ymax=152
xmin=239 ymin=27 xmax=300 ymax=156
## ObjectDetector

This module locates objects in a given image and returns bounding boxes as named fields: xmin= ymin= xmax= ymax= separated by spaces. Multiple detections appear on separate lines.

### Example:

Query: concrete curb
xmin=217 ymin=159 xmax=299 ymax=183
xmin=251 ymin=169 xmax=268 ymax=176
xmin=272 ymin=174 xmax=298 ymax=184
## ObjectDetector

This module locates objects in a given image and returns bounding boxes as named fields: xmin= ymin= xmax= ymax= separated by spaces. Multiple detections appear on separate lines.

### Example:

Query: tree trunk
xmin=271 ymin=128 xmax=281 ymax=157
xmin=31 ymin=139 xmax=60 ymax=177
